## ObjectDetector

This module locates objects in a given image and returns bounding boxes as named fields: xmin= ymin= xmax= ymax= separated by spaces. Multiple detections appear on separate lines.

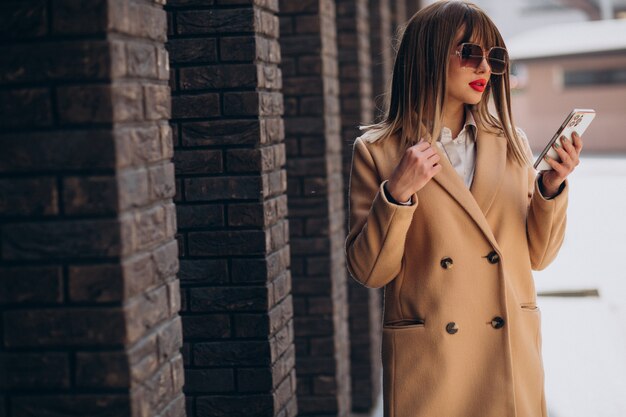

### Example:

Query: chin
xmin=465 ymin=97 xmax=483 ymax=105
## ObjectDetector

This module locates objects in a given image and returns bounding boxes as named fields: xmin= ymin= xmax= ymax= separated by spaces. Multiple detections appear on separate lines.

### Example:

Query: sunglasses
xmin=454 ymin=43 xmax=509 ymax=75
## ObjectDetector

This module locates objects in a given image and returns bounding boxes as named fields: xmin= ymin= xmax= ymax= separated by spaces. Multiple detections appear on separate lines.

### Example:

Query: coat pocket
xmin=519 ymin=303 xmax=541 ymax=349
xmin=520 ymin=302 xmax=540 ymax=312
xmin=382 ymin=324 xmax=431 ymax=417
xmin=382 ymin=318 xmax=425 ymax=329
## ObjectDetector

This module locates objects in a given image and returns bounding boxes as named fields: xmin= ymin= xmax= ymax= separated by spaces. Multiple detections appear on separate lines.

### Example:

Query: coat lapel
xmin=431 ymin=124 xmax=506 ymax=251
xmin=470 ymin=126 xmax=507 ymax=216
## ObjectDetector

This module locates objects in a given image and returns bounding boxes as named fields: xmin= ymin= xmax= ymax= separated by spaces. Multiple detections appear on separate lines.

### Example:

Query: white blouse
xmin=436 ymin=110 xmax=477 ymax=189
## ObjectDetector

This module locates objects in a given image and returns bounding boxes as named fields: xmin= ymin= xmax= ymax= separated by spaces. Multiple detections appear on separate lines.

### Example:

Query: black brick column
xmin=279 ymin=1 xmax=351 ymax=416
xmin=165 ymin=1 xmax=297 ymax=417
xmin=392 ymin=0 xmax=408 ymax=35
xmin=0 ymin=1 xmax=184 ymax=417
xmin=336 ymin=0 xmax=382 ymax=412
xmin=370 ymin=0 xmax=394 ymax=122
xmin=406 ymin=0 xmax=421 ymax=17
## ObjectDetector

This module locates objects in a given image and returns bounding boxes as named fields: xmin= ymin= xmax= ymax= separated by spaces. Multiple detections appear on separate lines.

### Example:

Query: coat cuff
xmin=530 ymin=175 xmax=568 ymax=219
xmin=536 ymin=173 xmax=566 ymax=200
xmin=379 ymin=180 xmax=418 ymax=210
xmin=527 ymin=176 xmax=568 ymax=269
xmin=534 ymin=175 xmax=567 ymax=205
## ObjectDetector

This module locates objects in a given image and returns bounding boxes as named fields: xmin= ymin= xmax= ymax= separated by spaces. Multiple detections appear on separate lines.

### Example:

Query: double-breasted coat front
xmin=345 ymin=119 xmax=568 ymax=417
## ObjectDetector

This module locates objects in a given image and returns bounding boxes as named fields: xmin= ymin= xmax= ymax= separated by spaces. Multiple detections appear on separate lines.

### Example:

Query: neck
xmin=442 ymin=103 xmax=465 ymax=138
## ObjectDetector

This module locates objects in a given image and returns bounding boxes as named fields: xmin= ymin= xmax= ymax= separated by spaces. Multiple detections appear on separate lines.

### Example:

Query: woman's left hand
xmin=541 ymin=131 xmax=583 ymax=198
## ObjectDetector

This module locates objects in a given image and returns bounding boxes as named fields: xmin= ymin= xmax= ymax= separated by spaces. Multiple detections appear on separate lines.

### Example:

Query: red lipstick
xmin=469 ymin=79 xmax=487 ymax=92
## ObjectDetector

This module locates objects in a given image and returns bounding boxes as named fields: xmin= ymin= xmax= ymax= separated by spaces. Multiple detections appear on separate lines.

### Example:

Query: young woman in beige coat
xmin=345 ymin=2 xmax=583 ymax=416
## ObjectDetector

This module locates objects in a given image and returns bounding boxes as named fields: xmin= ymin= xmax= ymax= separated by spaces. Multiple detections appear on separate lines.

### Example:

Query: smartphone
xmin=534 ymin=109 xmax=596 ymax=171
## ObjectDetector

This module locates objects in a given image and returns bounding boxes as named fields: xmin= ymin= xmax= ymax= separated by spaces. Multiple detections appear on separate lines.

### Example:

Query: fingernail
xmin=553 ymin=142 xmax=560 ymax=149
xmin=544 ymin=155 xmax=550 ymax=161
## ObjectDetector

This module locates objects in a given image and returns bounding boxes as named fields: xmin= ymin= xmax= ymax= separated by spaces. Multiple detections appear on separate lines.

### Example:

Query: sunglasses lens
xmin=460 ymin=44 xmax=484 ymax=69
xmin=459 ymin=44 xmax=509 ymax=74
xmin=488 ymin=47 xmax=508 ymax=74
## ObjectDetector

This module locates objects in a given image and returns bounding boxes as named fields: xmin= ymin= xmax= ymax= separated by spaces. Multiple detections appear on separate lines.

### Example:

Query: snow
xmin=535 ymin=155 xmax=626 ymax=417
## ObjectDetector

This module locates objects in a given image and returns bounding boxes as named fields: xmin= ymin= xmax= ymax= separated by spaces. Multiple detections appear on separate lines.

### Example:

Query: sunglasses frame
xmin=454 ymin=42 xmax=509 ymax=75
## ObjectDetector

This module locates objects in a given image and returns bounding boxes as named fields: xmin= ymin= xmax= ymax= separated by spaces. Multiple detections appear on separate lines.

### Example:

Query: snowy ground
xmin=536 ymin=156 xmax=626 ymax=417
xmin=352 ymin=155 xmax=626 ymax=417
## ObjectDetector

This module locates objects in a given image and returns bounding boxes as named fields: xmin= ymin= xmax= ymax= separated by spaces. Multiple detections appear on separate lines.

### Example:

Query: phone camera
xmin=568 ymin=114 xmax=583 ymax=128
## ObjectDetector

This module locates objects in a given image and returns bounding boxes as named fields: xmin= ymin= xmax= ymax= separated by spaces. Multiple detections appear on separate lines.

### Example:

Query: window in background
xmin=563 ymin=67 xmax=626 ymax=87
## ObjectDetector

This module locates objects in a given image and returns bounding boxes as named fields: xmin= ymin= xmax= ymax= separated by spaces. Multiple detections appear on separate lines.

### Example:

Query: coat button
xmin=486 ymin=251 xmax=500 ymax=264
xmin=491 ymin=316 xmax=506 ymax=329
xmin=445 ymin=322 xmax=458 ymax=334
xmin=440 ymin=257 xmax=453 ymax=269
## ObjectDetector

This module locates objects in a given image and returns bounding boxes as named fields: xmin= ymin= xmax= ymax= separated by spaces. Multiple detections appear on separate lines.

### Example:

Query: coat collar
xmin=431 ymin=116 xmax=507 ymax=251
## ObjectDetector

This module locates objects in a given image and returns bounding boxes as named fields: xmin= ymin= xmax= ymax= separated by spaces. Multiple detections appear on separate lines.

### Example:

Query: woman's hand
xmin=386 ymin=139 xmax=442 ymax=202
xmin=541 ymin=131 xmax=583 ymax=198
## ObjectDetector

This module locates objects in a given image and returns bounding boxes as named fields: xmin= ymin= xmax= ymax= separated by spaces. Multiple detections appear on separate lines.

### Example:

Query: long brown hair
xmin=361 ymin=0 xmax=530 ymax=166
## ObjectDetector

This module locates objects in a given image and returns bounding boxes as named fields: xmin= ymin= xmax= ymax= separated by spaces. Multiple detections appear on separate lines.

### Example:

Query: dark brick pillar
xmin=165 ymin=2 xmax=297 ymax=417
xmin=370 ymin=0 xmax=394 ymax=121
xmin=392 ymin=0 xmax=408 ymax=34
xmin=279 ymin=1 xmax=351 ymax=416
xmin=406 ymin=0 xmax=421 ymax=17
xmin=336 ymin=0 xmax=382 ymax=413
xmin=0 ymin=1 xmax=184 ymax=417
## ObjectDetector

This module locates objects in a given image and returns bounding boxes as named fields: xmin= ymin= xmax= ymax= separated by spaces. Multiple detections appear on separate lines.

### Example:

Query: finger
xmin=430 ymin=163 xmax=443 ymax=176
xmin=543 ymin=155 xmax=567 ymax=178
xmin=553 ymin=141 xmax=573 ymax=167
xmin=553 ymin=149 xmax=575 ymax=173
xmin=428 ymin=156 xmax=441 ymax=168
xmin=414 ymin=140 xmax=431 ymax=151
xmin=559 ymin=137 xmax=580 ymax=167
xmin=560 ymin=135 xmax=574 ymax=153
xmin=428 ymin=153 xmax=441 ymax=163
xmin=571 ymin=131 xmax=583 ymax=153
xmin=422 ymin=146 xmax=437 ymax=158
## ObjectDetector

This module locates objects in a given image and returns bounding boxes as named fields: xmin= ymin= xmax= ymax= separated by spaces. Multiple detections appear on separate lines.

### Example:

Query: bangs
xmin=458 ymin=5 xmax=503 ymax=48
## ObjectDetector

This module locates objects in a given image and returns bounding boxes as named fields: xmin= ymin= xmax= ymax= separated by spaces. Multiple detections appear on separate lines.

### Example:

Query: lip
xmin=469 ymin=79 xmax=488 ymax=92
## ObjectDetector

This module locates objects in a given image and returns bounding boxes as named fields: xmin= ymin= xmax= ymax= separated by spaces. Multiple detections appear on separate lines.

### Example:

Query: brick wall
xmin=0 ymin=1 xmax=423 ymax=415
xmin=279 ymin=0 xmax=352 ymax=415
xmin=165 ymin=1 xmax=297 ymax=417
xmin=392 ymin=0 xmax=408 ymax=36
xmin=0 ymin=1 xmax=184 ymax=416
xmin=370 ymin=0 xmax=394 ymax=121
xmin=335 ymin=0 xmax=383 ymax=412
xmin=406 ymin=0 xmax=421 ymax=17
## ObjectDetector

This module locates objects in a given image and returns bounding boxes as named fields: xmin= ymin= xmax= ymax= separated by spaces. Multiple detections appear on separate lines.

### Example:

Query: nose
xmin=476 ymin=56 xmax=491 ymax=74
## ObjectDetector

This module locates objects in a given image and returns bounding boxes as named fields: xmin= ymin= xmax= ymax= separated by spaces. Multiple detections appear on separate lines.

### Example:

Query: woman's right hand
xmin=386 ymin=139 xmax=442 ymax=202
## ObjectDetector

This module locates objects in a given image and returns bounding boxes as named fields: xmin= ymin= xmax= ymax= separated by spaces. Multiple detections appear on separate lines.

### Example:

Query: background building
xmin=508 ymin=19 xmax=626 ymax=153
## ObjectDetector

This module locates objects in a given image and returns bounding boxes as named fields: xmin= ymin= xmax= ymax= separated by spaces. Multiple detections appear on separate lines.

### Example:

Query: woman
xmin=345 ymin=2 xmax=582 ymax=417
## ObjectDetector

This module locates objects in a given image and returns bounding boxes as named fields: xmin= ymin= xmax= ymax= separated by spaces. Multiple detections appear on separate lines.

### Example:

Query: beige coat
xmin=345 ymin=121 xmax=568 ymax=417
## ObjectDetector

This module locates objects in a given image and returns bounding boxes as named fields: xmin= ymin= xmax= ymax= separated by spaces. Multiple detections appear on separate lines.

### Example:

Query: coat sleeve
xmin=519 ymin=128 xmax=568 ymax=270
xmin=344 ymin=137 xmax=418 ymax=288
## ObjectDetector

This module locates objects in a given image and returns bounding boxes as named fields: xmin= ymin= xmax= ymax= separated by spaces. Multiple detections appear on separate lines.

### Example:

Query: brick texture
xmin=166 ymin=1 xmax=297 ymax=417
xmin=279 ymin=0 xmax=352 ymax=415
xmin=0 ymin=1 xmax=184 ymax=417
xmin=369 ymin=0 xmax=394 ymax=121
xmin=406 ymin=0 xmax=422 ymax=18
xmin=0 ymin=1 xmax=421 ymax=415
xmin=336 ymin=0 xmax=383 ymax=412
xmin=392 ymin=0 xmax=408 ymax=36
